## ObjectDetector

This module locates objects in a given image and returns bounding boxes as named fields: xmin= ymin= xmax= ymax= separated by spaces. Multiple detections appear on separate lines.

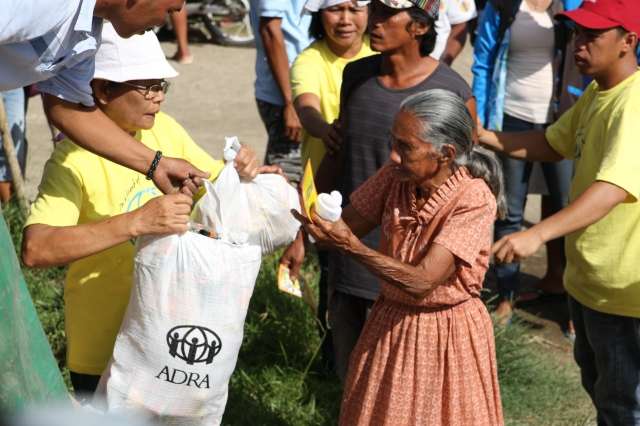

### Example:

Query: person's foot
xmin=565 ymin=319 xmax=576 ymax=343
xmin=493 ymin=299 xmax=513 ymax=326
xmin=169 ymin=52 xmax=193 ymax=65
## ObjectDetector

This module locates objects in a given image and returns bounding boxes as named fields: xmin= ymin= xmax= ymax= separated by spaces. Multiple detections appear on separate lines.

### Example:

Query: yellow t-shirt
xmin=291 ymin=37 xmax=376 ymax=173
xmin=25 ymin=112 xmax=224 ymax=374
xmin=546 ymin=70 xmax=640 ymax=318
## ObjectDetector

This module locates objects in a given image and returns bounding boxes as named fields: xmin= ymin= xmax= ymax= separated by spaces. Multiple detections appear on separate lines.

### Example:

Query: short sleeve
xmin=37 ymin=54 xmax=96 ymax=107
xmin=546 ymin=82 xmax=595 ymax=159
xmin=545 ymin=102 xmax=579 ymax=159
xmin=257 ymin=0 xmax=287 ymax=17
xmin=446 ymin=0 xmax=477 ymax=25
xmin=349 ymin=164 xmax=396 ymax=226
xmin=25 ymin=142 xmax=84 ymax=228
xmin=433 ymin=182 xmax=495 ymax=265
xmin=595 ymin=105 xmax=640 ymax=200
xmin=291 ymin=47 xmax=322 ymax=100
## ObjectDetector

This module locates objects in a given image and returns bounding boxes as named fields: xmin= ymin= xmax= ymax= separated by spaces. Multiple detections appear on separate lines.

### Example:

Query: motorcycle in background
xmin=160 ymin=0 xmax=254 ymax=47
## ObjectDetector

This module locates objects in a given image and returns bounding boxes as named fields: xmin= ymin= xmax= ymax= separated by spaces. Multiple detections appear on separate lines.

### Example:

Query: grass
xmin=3 ymin=200 xmax=593 ymax=425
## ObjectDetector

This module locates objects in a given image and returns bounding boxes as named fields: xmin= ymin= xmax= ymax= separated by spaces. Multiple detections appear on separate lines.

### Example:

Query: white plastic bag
xmin=98 ymin=153 xmax=261 ymax=425
xmin=243 ymin=174 xmax=301 ymax=254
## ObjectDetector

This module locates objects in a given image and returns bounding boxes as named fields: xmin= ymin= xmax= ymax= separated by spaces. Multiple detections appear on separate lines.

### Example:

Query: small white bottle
xmin=315 ymin=191 xmax=343 ymax=222
xmin=309 ymin=191 xmax=343 ymax=243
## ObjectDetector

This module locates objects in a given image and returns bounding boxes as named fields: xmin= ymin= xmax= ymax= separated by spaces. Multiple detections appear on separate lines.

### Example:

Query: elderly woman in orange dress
xmin=296 ymin=88 xmax=505 ymax=425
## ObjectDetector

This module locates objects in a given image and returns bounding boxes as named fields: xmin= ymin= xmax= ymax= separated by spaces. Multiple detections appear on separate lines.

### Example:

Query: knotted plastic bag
xmin=97 ymin=141 xmax=261 ymax=425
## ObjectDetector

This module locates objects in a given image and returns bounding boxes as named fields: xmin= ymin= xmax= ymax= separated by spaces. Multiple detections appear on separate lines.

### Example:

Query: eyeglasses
xmin=118 ymin=80 xmax=171 ymax=99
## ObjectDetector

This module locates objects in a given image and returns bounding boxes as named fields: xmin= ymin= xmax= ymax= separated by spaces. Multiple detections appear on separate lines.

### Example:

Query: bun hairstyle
xmin=399 ymin=89 xmax=507 ymax=219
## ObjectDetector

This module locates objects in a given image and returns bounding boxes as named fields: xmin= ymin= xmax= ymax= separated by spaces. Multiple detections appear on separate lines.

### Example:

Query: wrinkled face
xmin=573 ymin=25 xmax=634 ymax=77
xmin=321 ymin=1 xmax=369 ymax=50
xmin=389 ymin=110 xmax=443 ymax=184
xmin=108 ymin=0 xmax=185 ymax=38
xmin=368 ymin=0 xmax=415 ymax=52
xmin=96 ymin=79 xmax=165 ymax=133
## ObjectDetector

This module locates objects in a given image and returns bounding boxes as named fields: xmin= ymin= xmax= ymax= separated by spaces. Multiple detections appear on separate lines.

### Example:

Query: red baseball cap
xmin=556 ymin=0 xmax=640 ymax=34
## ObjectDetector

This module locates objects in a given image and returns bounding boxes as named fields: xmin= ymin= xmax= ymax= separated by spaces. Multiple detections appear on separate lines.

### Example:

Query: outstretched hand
xmin=322 ymin=119 xmax=343 ymax=156
xmin=492 ymin=228 xmax=544 ymax=264
xmin=292 ymin=210 xmax=354 ymax=252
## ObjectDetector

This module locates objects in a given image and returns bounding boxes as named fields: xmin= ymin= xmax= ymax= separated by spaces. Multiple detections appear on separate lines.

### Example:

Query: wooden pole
xmin=0 ymin=97 xmax=29 ymax=215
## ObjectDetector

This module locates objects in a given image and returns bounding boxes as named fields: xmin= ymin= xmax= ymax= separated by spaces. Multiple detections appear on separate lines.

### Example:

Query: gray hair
xmin=399 ymin=89 xmax=506 ymax=219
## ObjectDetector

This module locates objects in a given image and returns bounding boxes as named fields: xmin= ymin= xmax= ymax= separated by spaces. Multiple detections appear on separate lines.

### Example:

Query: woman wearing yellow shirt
xmin=285 ymin=0 xmax=375 ymax=374
xmin=291 ymin=0 xmax=376 ymax=174
xmin=20 ymin=24 xmax=260 ymax=399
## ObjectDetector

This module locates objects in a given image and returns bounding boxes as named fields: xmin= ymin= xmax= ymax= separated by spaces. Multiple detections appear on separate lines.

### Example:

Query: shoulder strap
xmin=489 ymin=0 xmax=522 ymax=45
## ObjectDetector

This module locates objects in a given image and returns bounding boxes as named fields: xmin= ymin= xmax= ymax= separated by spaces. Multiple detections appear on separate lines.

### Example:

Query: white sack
xmin=98 ymin=161 xmax=261 ymax=425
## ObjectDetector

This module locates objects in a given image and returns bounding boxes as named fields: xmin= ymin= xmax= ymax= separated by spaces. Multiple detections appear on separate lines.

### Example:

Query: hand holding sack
xmin=96 ymin=138 xmax=300 ymax=424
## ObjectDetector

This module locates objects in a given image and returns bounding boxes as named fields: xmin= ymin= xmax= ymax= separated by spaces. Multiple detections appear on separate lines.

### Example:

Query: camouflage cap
xmin=377 ymin=0 xmax=440 ymax=19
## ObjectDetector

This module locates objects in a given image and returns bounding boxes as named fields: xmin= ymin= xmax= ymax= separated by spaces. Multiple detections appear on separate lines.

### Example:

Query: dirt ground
xmin=23 ymin=38 xmax=572 ymax=354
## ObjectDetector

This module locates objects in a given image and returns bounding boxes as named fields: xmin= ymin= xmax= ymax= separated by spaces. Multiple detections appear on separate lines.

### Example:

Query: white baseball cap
xmin=94 ymin=22 xmax=178 ymax=82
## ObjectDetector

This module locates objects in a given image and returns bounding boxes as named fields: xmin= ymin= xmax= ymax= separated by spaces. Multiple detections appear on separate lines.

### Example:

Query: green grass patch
xmin=3 ymin=200 xmax=592 ymax=424
xmin=495 ymin=321 xmax=594 ymax=425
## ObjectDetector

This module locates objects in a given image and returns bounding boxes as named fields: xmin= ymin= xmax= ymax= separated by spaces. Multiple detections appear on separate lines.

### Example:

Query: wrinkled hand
xmin=284 ymin=103 xmax=303 ymax=143
xmin=153 ymin=156 xmax=210 ymax=196
xmin=292 ymin=210 xmax=353 ymax=252
xmin=492 ymin=228 xmax=544 ymax=264
xmin=234 ymin=145 xmax=259 ymax=180
xmin=279 ymin=232 xmax=305 ymax=278
xmin=130 ymin=193 xmax=193 ymax=237
xmin=321 ymin=119 xmax=342 ymax=156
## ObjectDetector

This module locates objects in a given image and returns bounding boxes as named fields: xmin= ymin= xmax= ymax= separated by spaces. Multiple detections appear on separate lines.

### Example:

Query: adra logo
xmin=155 ymin=325 xmax=223 ymax=389
xmin=166 ymin=325 xmax=222 ymax=365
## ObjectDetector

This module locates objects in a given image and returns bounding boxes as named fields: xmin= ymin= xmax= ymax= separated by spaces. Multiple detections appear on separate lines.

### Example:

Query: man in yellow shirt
xmin=478 ymin=0 xmax=640 ymax=422
xmin=21 ymin=24 xmax=261 ymax=399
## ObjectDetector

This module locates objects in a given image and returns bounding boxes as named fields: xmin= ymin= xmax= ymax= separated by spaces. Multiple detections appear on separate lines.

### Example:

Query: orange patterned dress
xmin=340 ymin=164 xmax=504 ymax=426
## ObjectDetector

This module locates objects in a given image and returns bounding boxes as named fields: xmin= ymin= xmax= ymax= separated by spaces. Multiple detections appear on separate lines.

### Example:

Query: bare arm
xmin=295 ymin=209 xmax=455 ymax=297
xmin=43 ymin=94 xmax=209 ymax=194
xmin=493 ymin=181 xmax=628 ymax=263
xmin=294 ymin=93 xmax=342 ymax=155
xmin=294 ymin=94 xmax=329 ymax=138
xmin=440 ymin=22 xmax=468 ymax=65
xmin=478 ymin=126 xmax=564 ymax=162
xmin=259 ymin=17 xmax=302 ymax=142
xmin=22 ymin=193 xmax=192 ymax=267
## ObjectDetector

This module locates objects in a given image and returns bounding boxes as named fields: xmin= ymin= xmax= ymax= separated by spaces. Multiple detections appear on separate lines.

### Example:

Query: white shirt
xmin=431 ymin=0 xmax=477 ymax=60
xmin=504 ymin=0 xmax=555 ymax=124
xmin=0 ymin=0 xmax=102 ymax=106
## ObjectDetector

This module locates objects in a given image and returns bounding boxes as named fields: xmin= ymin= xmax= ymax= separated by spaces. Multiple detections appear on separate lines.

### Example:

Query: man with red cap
xmin=478 ymin=0 xmax=640 ymax=422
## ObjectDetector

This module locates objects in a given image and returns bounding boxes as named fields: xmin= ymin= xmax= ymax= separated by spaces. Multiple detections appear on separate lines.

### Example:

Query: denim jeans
xmin=0 ymin=88 xmax=27 ymax=181
xmin=569 ymin=297 xmax=640 ymax=425
xmin=494 ymin=114 xmax=573 ymax=299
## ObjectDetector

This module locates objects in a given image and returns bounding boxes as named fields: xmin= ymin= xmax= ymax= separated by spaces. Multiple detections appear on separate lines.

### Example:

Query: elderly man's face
xmin=107 ymin=0 xmax=185 ymax=38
